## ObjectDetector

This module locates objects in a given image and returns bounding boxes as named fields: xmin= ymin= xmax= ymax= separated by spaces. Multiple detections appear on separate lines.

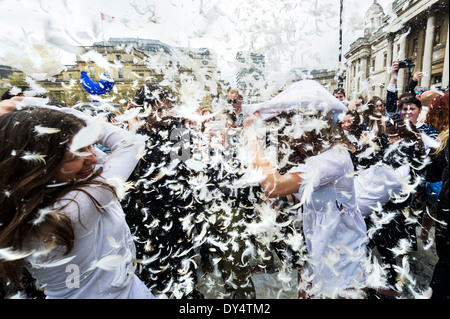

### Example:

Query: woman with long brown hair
xmin=0 ymin=102 xmax=149 ymax=299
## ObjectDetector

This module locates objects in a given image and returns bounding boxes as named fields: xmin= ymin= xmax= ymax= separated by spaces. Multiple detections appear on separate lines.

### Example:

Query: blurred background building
xmin=344 ymin=0 xmax=449 ymax=99
xmin=1 ymin=0 xmax=448 ymax=105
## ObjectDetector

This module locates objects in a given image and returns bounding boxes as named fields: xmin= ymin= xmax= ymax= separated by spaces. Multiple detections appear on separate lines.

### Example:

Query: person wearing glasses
xmin=415 ymin=86 xmax=427 ymax=99
xmin=404 ymin=71 xmax=425 ymax=96
xmin=226 ymin=89 xmax=244 ymax=127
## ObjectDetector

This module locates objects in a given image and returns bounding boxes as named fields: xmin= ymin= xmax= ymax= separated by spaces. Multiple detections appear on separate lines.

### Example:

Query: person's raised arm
xmin=0 ymin=96 xmax=24 ymax=115
xmin=405 ymin=71 xmax=423 ymax=94
xmin=62 ymin=106 xmax=146 ymax=181
xmin=386 ymin=61 xmax=400 ymax=119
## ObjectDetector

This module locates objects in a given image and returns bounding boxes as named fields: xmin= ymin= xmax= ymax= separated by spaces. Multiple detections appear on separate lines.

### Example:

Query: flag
xmin=101 ymin=12 xmax=115 ymax=22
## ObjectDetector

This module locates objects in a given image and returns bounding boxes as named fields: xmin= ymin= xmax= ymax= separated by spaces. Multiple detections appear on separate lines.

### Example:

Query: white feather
xmin=389 ymin=238 xmax=413 ymax=257
xmin=85 ymin=255 xmax=124 ymax=272
xmin=21 ymin=151 xmax=47 ymax=164
xmin=105 ymin=177 xmax=134 ymax=200
xmin=33 ymin=125 xmax=61 ymax=136
xmin=185 ymin=158 xmax=205 ymax=172
xmin=32 ymin=207 xmax=58 ymax=225
xmin=106 ymin=236 xmax=122 ymax=249
xmin=30 ymin=255 xmax=76 ymax=269
xmin=420 ymin=132 xmax=441 ymax=150
xmin=69 ymin=120 xmax=104 ymax=155
xmin=0 ymin=247 xmax=33 ymax=261
xmin=140 ymin=250 xmax=161 ymax=265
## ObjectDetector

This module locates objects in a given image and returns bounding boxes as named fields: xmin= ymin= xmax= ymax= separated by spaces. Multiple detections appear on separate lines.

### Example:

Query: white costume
xmin=23 ymin=104 xmax=151 ymax=299
xmin=355 ymin=163 xmax=410 ymax=217
xmin=242 ymin=80 xmax=347 ymax=121
xmin=288 ymin=145 xmax=368 ymax=297
xmin=245 ymin=80 xmax=408 ymax=297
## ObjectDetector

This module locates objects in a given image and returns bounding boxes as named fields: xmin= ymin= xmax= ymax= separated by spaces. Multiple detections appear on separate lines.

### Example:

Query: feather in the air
xmin=394 ymin=256 xmax=416 ymax=290
xmin=33 ymin=125 xmax=61 ymax=136
xmin=106 ymin=177 xmax=134 ymax=200
xmin=32 ymin=207 xmax=59 ymax=225
xmin=21 ymin=151 xmax=47 ymax=164
xmin=30 ymin=255 xmax=76 ymax=269
xmin=69 ymin=120 xmax=104 ymax=156
xmin=389 ymin=238 xmax=413 ymax=258
xmin=0 ymin=247 xmax=33 ymax=261
xmin=85 ymin=255 xmax=124 ymax=272
xmin=363 ymin=251 xmax=390 ymax=290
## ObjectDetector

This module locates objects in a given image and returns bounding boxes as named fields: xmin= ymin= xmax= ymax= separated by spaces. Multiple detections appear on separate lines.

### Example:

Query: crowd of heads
xmin=0 ymin=66 xmax=449 ymax=299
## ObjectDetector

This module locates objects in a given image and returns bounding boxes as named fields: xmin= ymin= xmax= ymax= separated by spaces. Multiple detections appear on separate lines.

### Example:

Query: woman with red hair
xmin=425 ymin=92 xmax=449 ymax=133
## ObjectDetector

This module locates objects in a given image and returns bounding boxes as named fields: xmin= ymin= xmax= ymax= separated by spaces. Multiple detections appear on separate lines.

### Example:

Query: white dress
xmin=288 ymin=145 xmax=368 ymax=298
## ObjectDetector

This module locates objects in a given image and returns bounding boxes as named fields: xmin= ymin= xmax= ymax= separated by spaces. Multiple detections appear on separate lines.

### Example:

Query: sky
xmin=0 ymin=0 xmax=393 ymax=85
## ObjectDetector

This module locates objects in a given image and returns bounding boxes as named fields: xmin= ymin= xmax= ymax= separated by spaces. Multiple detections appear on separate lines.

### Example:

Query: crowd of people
xmin=333 ymin=61 xmax=449 ymax=298
xmin=0 ymin=58 xmax=448 ymax=300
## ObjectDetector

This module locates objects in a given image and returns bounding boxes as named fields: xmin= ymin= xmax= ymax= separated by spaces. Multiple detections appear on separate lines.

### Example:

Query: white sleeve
xmin=19 ymin=101 xmax=146 ymax=181
xmin=36 ymin=103 xmax=146 ymax=182
xmin=355 ymin=163 xmax=410 ymax=216
xmin=387 ymin=83 xmax=397 ymax=93
xmin=97 ymin=121 xmax=146 ymax=181
xmin=59 ymin=106 xmax=146 ymax=181
xmin=288 ymin=148 xmax=351 ymax=204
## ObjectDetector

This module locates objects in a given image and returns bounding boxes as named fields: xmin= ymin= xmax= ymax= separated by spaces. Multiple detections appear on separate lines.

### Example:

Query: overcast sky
xmin=0 ymin=0 xmax=393 ymax=84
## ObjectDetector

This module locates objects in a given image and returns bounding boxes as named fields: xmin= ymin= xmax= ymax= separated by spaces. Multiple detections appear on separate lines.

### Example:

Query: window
xmin=434 ymin=26 xmax=441 ymax=46
xmin=433 ymin=74 xmax=442 ymax=84
xmin=412 ymin=38 xmax=418 ymax=56
xmin=118 ymin=67 xmax=124 ymax=78
xmin=383 ymin=52 xmax=387 ymax=67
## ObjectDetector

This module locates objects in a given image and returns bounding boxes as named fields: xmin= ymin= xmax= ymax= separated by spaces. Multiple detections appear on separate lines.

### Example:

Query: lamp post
xmin=338 ymin=0 xmax=344 ymax=88
xmin=407 ymin=61 xmax=415 ymax=88
xmin=400 ymin=58 xmax=415 ymax=89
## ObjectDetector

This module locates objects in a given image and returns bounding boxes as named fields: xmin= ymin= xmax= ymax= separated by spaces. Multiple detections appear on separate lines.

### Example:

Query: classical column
xmin=345 ymin=62 xmax=351 ymax=93
xmin=360 ymin=53 xmax=369 ymax=84
xmin=385 ymin=34 xmax=394 ymax=89
xmin=422 ymin=13 xmax=436 ymax=89
xmin=443 ymin=24 xmax=449 ymax=87
xmin=397 ymin=33 xmax=407 ymax=93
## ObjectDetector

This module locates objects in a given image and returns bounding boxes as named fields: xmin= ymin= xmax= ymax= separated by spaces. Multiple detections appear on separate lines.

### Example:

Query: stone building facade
xmin=34 ymin=38 xmax=220 ymax=106
xmin=344 ymin=0 xmax=449 ymax=100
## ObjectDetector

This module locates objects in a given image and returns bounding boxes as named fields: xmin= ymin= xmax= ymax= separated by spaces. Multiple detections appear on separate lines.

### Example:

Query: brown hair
xmin=333 ymin=88 xmax=346 ymax=96
xmin=425 ymin=92 xmax=449 ymax=132
xmin=386 ymin=118 xmax=425 ymax=154
xmin=268 ymin=110 xmax=354 ymax=173
xmin=341 ymin=110 xmax=364 ymax=138
xmin=363 ymin=96 xmax=386 ymax=134
xmin=0 ymin=107 xmax=116 ymax=291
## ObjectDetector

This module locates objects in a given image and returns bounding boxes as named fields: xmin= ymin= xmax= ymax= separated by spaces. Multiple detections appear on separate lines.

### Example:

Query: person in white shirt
xmin=244 ymin=109 xmax=368 ymax=299
xmin=242 ymin=80 xmax=410 ymax=299
xmin=0 ymin=100 xmax=152 ymax=299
